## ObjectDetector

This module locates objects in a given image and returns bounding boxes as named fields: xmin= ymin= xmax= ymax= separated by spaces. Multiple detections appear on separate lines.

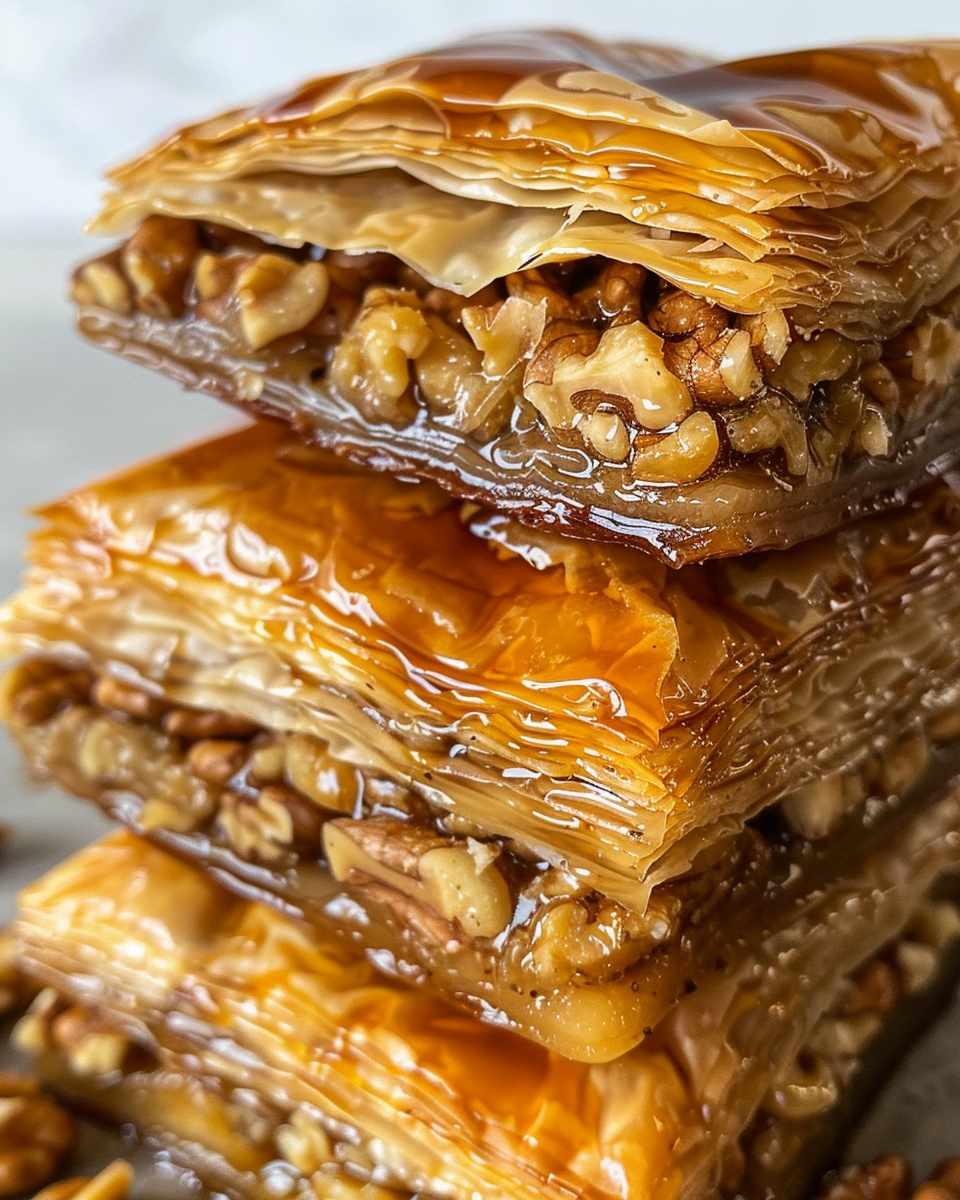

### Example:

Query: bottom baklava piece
xmin=9 ymin=826 xmax=960 ymax=1200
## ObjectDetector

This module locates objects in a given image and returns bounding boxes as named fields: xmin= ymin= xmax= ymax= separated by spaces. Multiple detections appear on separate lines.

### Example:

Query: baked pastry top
xmin=72 ymin=34 xmax=960 ymax=562
xmin=91 ymin=32 xmax=960 ymax=336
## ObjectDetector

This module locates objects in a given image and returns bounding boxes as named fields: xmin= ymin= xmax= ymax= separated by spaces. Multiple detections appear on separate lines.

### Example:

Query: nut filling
xmin=72 ymin=218 xmax=960 ymax=491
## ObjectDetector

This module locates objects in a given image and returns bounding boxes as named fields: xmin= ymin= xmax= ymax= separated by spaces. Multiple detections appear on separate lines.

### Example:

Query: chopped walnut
xmin=525 ymin=320 xmax=693 ymax=434
xmin=219 ymin=785 xmax=325 ymax=863
xmin=193 ymin=250 xmax=243 ymax=303
xmin=631 ymin=412 xmax=720 ymax=482
xmin=280 ymin=733 xmax=360 ymax=815
xmin=323 ymin=816 xmax=512 ymax=939
xmin=163 ymin=707 xmax=259 ymax=740
xmin=575 ymin=260 xmax=645 ymax=326
xmin=235 ymin=253 xmax=329 ymax=350
xmin=724 ymin=392 xmax=809 ymax=476
xmin=0 ymin=1071 xmax=77 ymax=1197
xmin=780 ymin=771 xmax=866 ymax=840
xmin=415 ymin=312 xmax=508 ymax=431
xmin=50 ymin=1006 xmax=131 ymax=1077
xmin=75 ymin=712 xmax=216 ymax=832
xmin=906 ymin=313 xmax=960 ymax=389
xmin=121 ymin=214 xmax=199 ymax=319
xmin=92 ymin=675 xmax=167 ymax=721
xmin=739 ymin=309 xmax=791 ymax=370
xmin=328 ymin=286 xmax=432 ymax=422
xmin=70 ymin=260 xmax=132 ymax=315
xmin=770 ymin=330 xmax=860 ymax=404
xmin=761 ymin=1054 xmax=839 ymax=1120
xmin=813 ymin=1157 xmax=960 ymax=1200
xmin=580 ymin=409 xmax=632 ymax=462
xmin=504 ymin=268 xmax=583 ymax=321
xmin=186 ymin=738 xmax=250 ymax=786
xmin=2 ymin=665 xmax=93 ymax=729
xmin=526 ymin=890 xmax=679 ymax=988
xmin=853 ymin=404 xmax=893 ymax=458
xmin=650 ymin=289 xmax=762 ymax=405
xmin=461 ymin=295 xmax=547 ymax=379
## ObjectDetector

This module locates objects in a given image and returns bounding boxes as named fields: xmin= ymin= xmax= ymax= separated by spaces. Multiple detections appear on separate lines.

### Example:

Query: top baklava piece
xmin=71 ymin=32 xmax=960 ymax=563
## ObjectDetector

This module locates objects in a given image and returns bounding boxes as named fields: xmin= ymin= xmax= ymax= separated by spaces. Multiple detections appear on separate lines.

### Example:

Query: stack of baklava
xmin=3 ymin=31 xmax=960 ymax=1200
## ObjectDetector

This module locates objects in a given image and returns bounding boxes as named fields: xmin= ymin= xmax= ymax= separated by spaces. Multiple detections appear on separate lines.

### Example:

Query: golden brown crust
xmin=14 ymin=659 xmax=959 ymax=1061
xmin=12 ymin=823 xmax=960 ymax=1200
xmin=91 ymin=33 xmax=960 ymax=337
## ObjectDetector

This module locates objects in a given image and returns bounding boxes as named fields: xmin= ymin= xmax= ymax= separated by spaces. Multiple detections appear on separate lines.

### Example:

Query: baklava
xmin=5 ymin=422 xmax=960 ymax=1060
xmin=6 ymin=29 xmax=960 ymax=1195
xmin=71 ymin=34 xmax=960 ymax=562
xmin=10 ymin=829 xmax=960 ymax=1200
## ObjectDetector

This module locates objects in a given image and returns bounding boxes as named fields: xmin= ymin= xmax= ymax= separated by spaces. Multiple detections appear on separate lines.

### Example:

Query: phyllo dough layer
xmin=71 ymin=34 xmax=960 ymax=561
xmin=12 ymin=822 xmax=960 ymax=1200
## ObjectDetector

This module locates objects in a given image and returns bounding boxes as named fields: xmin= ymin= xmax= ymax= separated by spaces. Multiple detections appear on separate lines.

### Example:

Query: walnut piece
xmin=71 ymin=261 xmax=132 ymax=315
xmin=631 ymin=412 xmax=720 ymax=483
xmin=186 ymin=738 xmax=249 ymax=786
xmin=121 ymin=215 xmax=199 ymax=319
xmin=328 ymin=286 xmax=431 ymax=421
xmin=323 ymin=817 xmax=512 ymax=939
xmin=724 ymin=392 xmax=809 ymax=477
xmin=163 ymin=707 xmax=259 ymax=740
xmin=2 ymin=666 xmax=92 ymax=728
xmin=0 ymin=1072 xmax=77 ymax=1197
xmin=813 ymin=1157 xmax=960 ymax=1200
xmin=235 ymin=254 xmax=330 ymax=350
xmin=92 ymin=675 xmax=167 ymax=722
xmin=281 ymin=733 xmax=360 ymax=815
xmin=525 ymin=320 xmax=693 ymax=433
xmin=219 ymin=785 xmax=325 ymax=863
xmin=50 ymin=1007 xmax=130 ymax=1077
xmin=650 ymin=289 xmax=763 ymax=405
xmin=461 ymin=295 xmax=548 ymax=378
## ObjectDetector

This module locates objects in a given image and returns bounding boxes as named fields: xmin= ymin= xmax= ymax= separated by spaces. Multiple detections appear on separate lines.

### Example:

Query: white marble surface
xmin=0 ymin=241 xmax=958 ymax=1182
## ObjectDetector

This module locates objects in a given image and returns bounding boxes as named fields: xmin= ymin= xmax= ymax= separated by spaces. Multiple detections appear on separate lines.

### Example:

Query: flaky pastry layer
xmin=7 ymin=655 xmax=960 ymax=1061
xmin=90 ymin=32 xmax=960 ymax=336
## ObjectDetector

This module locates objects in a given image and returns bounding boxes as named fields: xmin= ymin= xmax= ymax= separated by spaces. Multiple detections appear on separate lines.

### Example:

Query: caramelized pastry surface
xmin=6 ymin=655 xmax=960 ymax=1061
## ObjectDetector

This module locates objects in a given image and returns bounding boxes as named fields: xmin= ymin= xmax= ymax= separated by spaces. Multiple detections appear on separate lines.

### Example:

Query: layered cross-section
xmin=4 ymin=423 xmax=960 ymax=1060
xmin=70 ymin=34 xmax=960 ymax=561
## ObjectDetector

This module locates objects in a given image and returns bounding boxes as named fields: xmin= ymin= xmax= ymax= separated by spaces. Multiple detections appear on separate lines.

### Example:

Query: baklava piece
xmin=72 ymin=34 xmax=960 ymax=562
xmin=11 ymin=829 xmax=960 ymax=1200
xmin=5 ymin=424 xmax=960 ymax=1060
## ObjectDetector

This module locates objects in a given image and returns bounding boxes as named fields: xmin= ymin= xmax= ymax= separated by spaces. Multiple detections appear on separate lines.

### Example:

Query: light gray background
xmin=0 ymin=0 xmax=958 ymax=1184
